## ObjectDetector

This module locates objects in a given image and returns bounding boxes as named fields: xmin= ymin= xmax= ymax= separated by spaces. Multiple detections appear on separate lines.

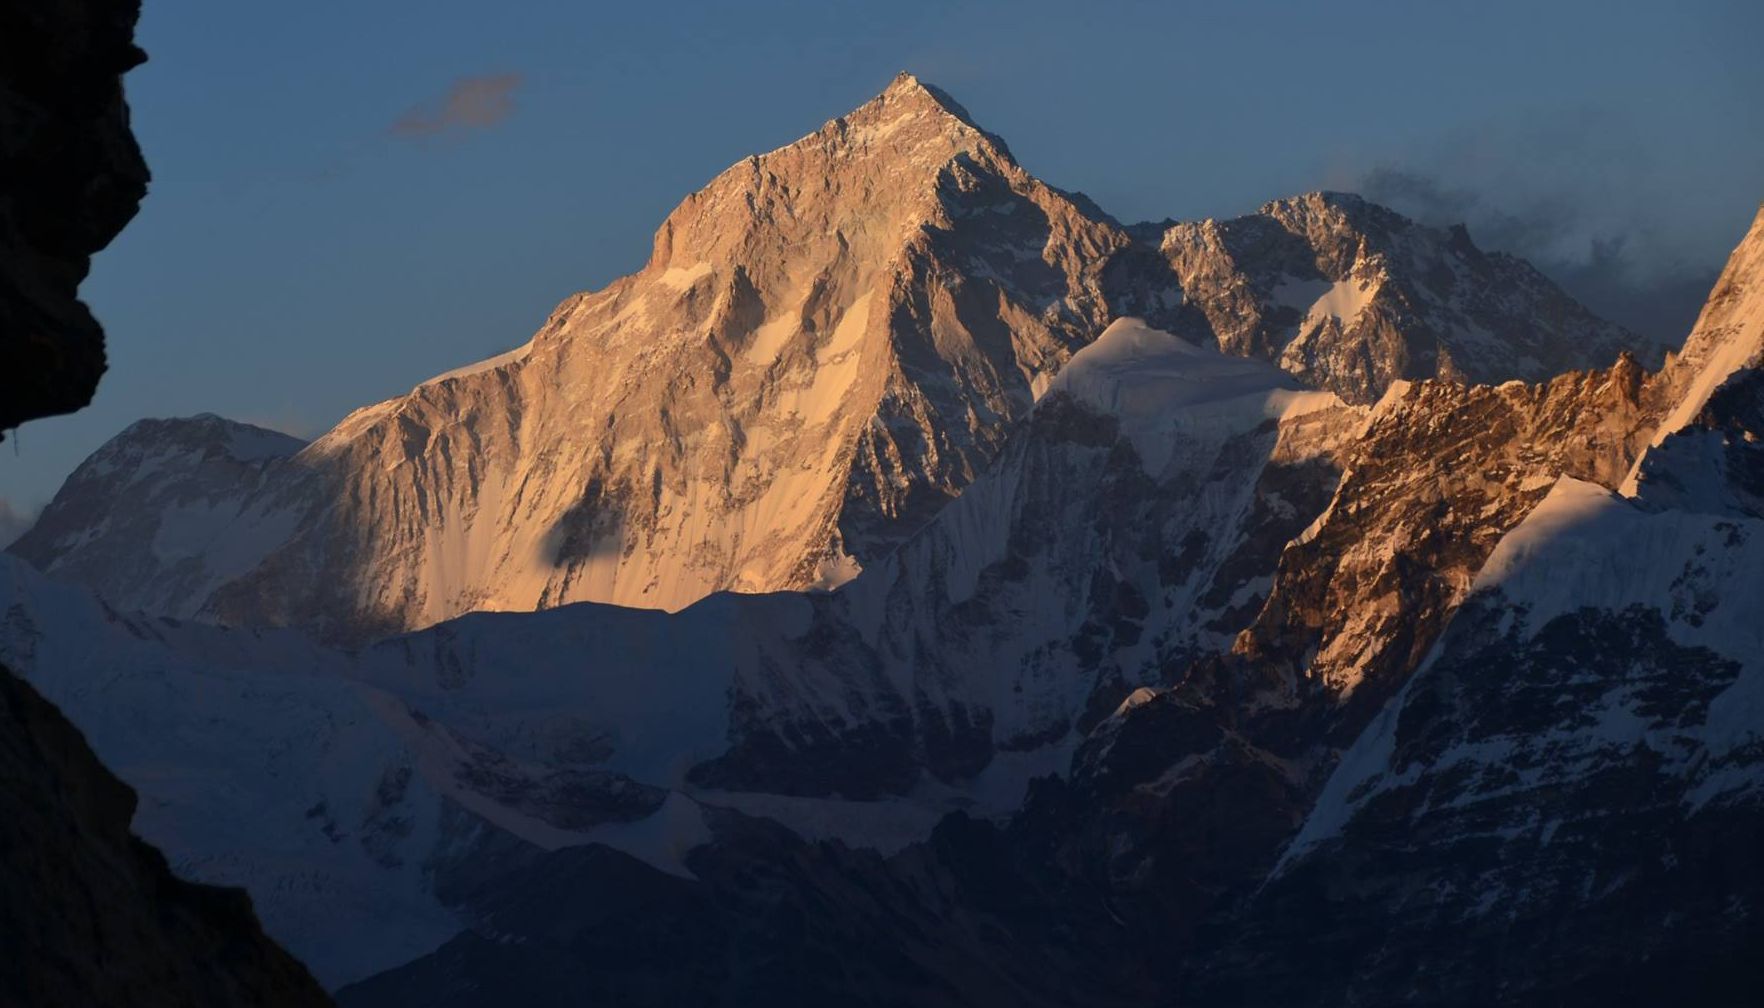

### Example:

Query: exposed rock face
xmin=1142 ymin=192 xmax=1654 ymax=403
xmin=1626 ymin=202 xmax=1764 ymax=499
xmin=0 ymin=0 xmax=148 ymax=431
xmin=1185 ymin=463 xmax=1764 ymax=1003
xmin=1237 ymin=355 xmax=1653 ymax=702
xmin=0 ymin=0 xmax=329 ymax=1002
xmin=17 ymin=73 xmax=1135 ymax=642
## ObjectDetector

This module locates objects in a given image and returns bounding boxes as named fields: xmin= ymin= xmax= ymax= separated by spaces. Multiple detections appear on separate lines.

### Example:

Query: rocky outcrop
xmin=0 ymin=0 xmax=148 ymax=431
xmin=1237 ymin=354 xmax=1654 ymax=703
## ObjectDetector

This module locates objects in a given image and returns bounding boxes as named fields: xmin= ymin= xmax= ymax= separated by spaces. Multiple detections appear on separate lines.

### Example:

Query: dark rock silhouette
xmin=0 ymin=0 xmax=331 ymax=1002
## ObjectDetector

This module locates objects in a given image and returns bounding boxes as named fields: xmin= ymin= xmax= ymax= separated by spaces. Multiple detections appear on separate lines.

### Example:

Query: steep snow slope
xmin=1622 ymin=202 xmax=1764 ymax=497
xmin=690 ymin=319 xmax=1356 ymax=795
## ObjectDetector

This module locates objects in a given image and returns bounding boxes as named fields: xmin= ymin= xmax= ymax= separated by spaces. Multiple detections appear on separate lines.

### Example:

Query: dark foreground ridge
xmin=0 ymin=0 xmax=332 ymax=1002
xmin=0 ymin=663 xmax=331 ymax=1006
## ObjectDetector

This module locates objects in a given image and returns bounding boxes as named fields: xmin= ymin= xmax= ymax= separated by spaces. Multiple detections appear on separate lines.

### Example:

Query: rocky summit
xmin=5 ymin=70 xmax=1760 ymax=1006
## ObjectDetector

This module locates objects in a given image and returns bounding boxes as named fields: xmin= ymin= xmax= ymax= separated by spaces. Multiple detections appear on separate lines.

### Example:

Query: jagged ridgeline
xmin=13 ymin=73 xmax=1655 ymax=644
xmin=6 ymin=68 xmax=1761 ymax=1006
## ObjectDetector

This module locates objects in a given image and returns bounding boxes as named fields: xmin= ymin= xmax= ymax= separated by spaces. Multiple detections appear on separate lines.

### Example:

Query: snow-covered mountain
xmin=16 ymin=73 xmax=1129 ymax=640
xmin=0 ymin=314 xmax=1355 ymax=986
xmin=338 ymin=204 xmax=1764 ymax=1008
xmin=9 ymin=413 xmax=308 ymax=618
xmin=6 ymin=68 xmax=1758 ymax=1005
xmin=11 ymin=76 xmax=1656 ymax=645
xmin=1185 ymin=207 xmax=1764 ymax=1003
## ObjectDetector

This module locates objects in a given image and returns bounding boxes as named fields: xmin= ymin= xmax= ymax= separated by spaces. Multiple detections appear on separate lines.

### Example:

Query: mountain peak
xmin=795 ymin=71 xmax=999 ymax=160
xmin=645 ymin=70 xmax=1030 ymax=299
xmin=1621 ymin=194 xmax=1764 ymax=496
xmin=104 ymin=414 xmax=306 ymax=462
xmin=1147 ymin=191 xmax=1648 ymax=401
xmin=870 ymin=71 xmax=978 ymax=126
xmin=1257 ymin=190 xmax=1411 ymax=235
xmin=1259 ymin=190 xmax=1370 ymax=214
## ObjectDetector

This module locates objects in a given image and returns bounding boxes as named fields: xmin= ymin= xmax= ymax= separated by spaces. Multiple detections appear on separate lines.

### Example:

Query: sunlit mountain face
xmin=4 ymin=23 xmax=1762 ymax=1006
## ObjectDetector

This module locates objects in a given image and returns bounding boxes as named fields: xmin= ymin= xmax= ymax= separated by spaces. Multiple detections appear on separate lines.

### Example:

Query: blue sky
xmin=3 ymin=0 xmax=1760 ymax=523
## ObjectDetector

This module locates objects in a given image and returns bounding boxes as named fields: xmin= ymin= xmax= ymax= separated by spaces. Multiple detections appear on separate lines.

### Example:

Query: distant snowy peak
xmin=77 ymin=413 xmax=304 ymax=473
xmin=1145 ymin=191 xmax=1653 ymax=403
xmin=10 ymin=414 xmax=309 ymax=621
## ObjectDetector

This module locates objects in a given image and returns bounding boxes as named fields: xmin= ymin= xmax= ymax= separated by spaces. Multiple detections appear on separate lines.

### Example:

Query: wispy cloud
xmin=1330 ymin=108 xmax=1730 ymax=349
xmin=1352 ymin=167 xmax=1718 ymax=350
xmin=390 ymin=73 xmax=523 ymax=139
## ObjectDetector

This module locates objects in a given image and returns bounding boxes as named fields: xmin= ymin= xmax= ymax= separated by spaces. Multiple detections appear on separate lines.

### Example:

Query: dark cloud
xmin=390 ymin=73 xmax=523 ymax=139
xmin=1332 ymin=106 xmax=1739 ymax=352
xmin=0 ymin=498 xmax=37 ymax=548
xmin=1355 ymin=166 xmax=1719 ymax=351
